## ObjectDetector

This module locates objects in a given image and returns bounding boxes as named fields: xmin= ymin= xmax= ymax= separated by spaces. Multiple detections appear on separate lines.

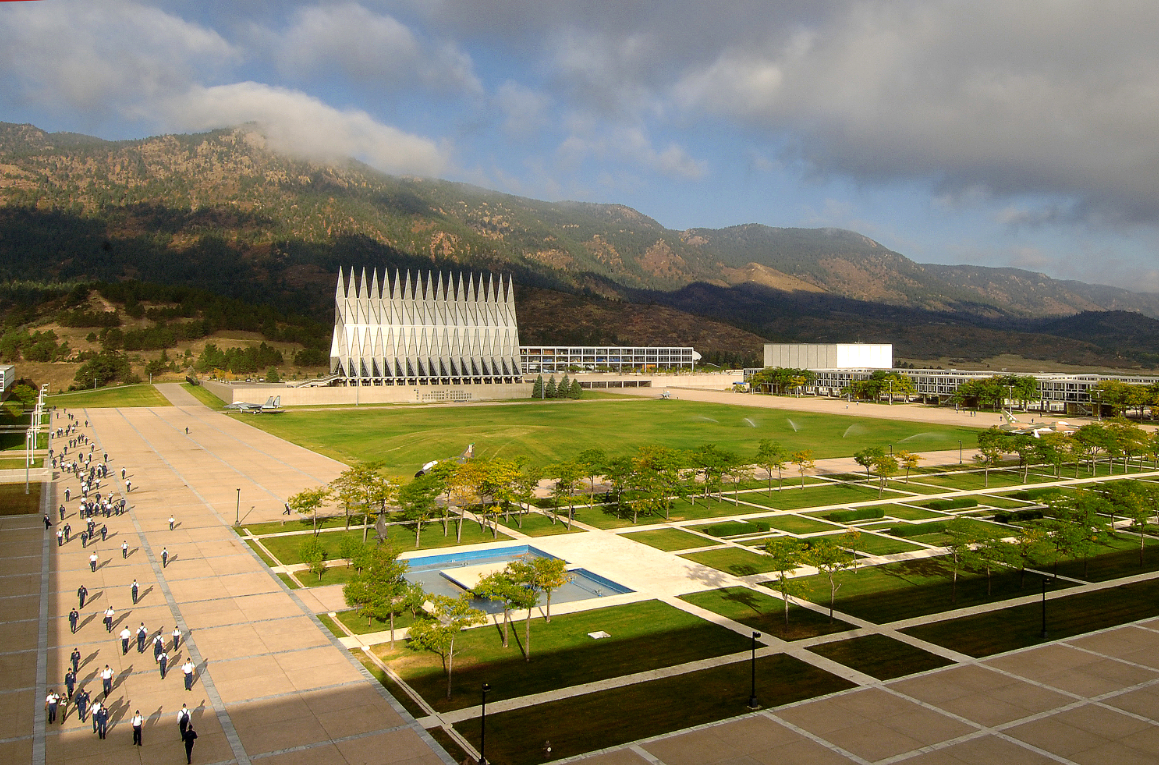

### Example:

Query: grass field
xmin=681 ymin=547 xmax=780 ymax=576
xmin=380 ymin=600 xmax=753 ymax=712
xmin=807 ymin=634 xmax=954 ymax=680
xmin=236 ymin=398 xmax=978 ymax=477
xmin=495 ymin=511 xmax=585 ymax=536
xmin=847 ymin=534 xmax=927 ymax=556
xmin=47 ymin=384 xmax=170 ymax=409
xmin=180 ymin=382 xmax=226 ymax=409
xmin=0 ymin=483 xmax=43 ymax=515
xmin=452 ymin=653 xmax=853 ymax=765
xmin=904 ymin=578 xmax=1159 ymax=657
xmin=256 ymin=522 xmax=512 ymax=565
xmin=740 ymin=482 xmax=909 ymax=511
xmin=679 ymin=586 xmax=853 ymax=640
xmin=620 ymin=528 xmax=711 ymax=551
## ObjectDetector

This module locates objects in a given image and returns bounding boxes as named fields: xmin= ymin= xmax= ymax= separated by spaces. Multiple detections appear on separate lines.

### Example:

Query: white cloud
xmin=160 ymin=82 xmax=449 ymax=176
xmin=271 ymin=3 xmax=480 ymax=94
xmin=0 ymin=0 xmax=236 ymax=116
xmin=558 ymin=126 xmax=706 ymax=180
xmin=495 ymin=81 xmax=551 ymax=136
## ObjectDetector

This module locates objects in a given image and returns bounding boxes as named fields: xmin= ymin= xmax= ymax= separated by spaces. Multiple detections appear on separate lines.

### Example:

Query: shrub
xmin=826 ymin=507 xmax=885 ymax=522
xmin=925 ymin=498 xmax=979 ymax=511
xmin=994 ymin=509 xmax=1044 ymax=524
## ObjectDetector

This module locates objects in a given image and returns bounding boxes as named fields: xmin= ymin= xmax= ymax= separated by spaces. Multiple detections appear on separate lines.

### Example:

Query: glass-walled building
xmin=521 ymin=346 xmax=697 ymax=374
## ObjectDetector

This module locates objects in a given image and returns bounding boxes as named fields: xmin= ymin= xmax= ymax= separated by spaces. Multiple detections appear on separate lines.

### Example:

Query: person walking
xmin=120 ymin=467 xmax=126 ymax=480
xmin=44 ymin=513 xmax=52 ymax=530
xmin=125 ymin=479 xmax=131 ymax=493
xmin=89 ymin=551 xmax=98 ymax=573
xmin=131 ymin=710 xmax=143 ymax=746
xmin=57 ymin=528 xmax=64 ymax=547
xmin=70 ymin=647 xmax=81 ymax=674
xmin=80 ymin=529 xmax=87 ymax=548
xmin=162 ymin=547 xmax=169 ymax=567
xmin=177 ymin=704 xmax=190 ymax=738
xmin=100 ymin=665 xmax=113 ymax=698
xmin=153 ymin=633 xmax=164 ymax=662
xmin=95 ymin=703 xmax=108 ymax=739
xmin=136 ymin=623 xmax=147 ymax=653
xmin=172 ymin=625 xmax=182 ymax=651
xmin=75 ymin=687 xmax=89 ymax=722
xmin=169 ymin=515 xmax=175 ymax=530
xmin=120 ymin=626 xmax=131 ymax=655
xmin=90 ymin=699 xmax=101 ymax=733
xmin=182 ymin=659 xmax=195 ymax=691
xmin=121 ymin=540 xmax=128 ymax=559
xmin=100 ymin=524 xmax=107 ymax=541
xmin=158 ymin=650 xmax=168 ymax=679
xmin=131 ymin=579 xmax=139 ymax=604
xmin=64 ymin=523 xmax=71 ymax=542
xmin=183 ymin=725 xmax=198 ymax=763
xmin=68 ymin=608 xmax=79 ymax=634
xmin=65 ymin=487 xmax=70 ymax=502
xmin=45 ymin=690 xmax=59 ymax=724
xmin=64 ymin=668 xmax=76 ymax=701
xmin=77 ymin=585 xmax=87 ymax=609
xmin=103 ymin=606 xmax=114 ymax=633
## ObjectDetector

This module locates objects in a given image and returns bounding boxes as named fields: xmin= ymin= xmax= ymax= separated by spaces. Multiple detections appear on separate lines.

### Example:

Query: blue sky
xmin=3 ymin=1 xmax=1159 ymax=291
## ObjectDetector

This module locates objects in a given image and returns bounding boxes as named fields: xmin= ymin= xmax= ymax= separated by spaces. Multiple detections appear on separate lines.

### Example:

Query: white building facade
xmin=329 ymin=268 xmax=522 ymax=386
xmin=764 ymin=343 xmax=893 ymax=370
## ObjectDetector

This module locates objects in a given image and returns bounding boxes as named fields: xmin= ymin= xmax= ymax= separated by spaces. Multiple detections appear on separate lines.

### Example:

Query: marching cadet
xmin=120 ymin=626 xmax=131 ymax=655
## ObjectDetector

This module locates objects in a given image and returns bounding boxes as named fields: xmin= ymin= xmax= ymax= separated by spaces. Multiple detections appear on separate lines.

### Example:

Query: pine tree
xmin=570 ymin=379 xmax=583 ymax=399
xmin=545 ymin=375 xmax=557 ymax=398
xmin=531 ymin=374 xmax=544 ymax=399
xmin=558 ymin=374 xmax=570 ymax=398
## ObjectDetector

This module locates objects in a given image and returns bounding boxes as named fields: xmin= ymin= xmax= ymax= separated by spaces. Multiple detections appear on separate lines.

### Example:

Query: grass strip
xmin=354 ymin=651 xmax=430 ymax=721
xmin=452 ymin=654 xmax=854 ymax=765
xmin=679 ymin=586 xmax=853 ymax=640
xmin=495 ymin=511 xmax=585 ymax=536
xmin=243 ymin=539 xmax=276 ymax=567
xmin=0 ymin=483 xmax=43 ymax=515
xmin=316 ymin=613 xmax=345 ymax=638
xmin=806 ymin=634 xmax=954 ymax=680
xmin=257 ymin=522 xmax=511 ymax=565
xmin=47 ymin=384 xmax=170 ymax=408
xmin=681 ymin=547 xmax=779 ymax=576
xmin=179 ymin=382 xmax=226 ymax=409
xmin=276 ymin=573 xmax=300 ymax=590
xmin=620 ymin=528 xmax=710 ymax=551
xmin=382 ymin=600 xmax=752 ymax=713
xmin=335 ymin=607 xmax=418 ymax=636
xmin=904 ymin=577 xmax=1159 ymax=657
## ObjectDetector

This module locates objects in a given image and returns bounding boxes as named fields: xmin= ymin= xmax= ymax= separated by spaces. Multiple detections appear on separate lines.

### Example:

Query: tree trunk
xmin=456 ymin=515 xmax=463 ymax=543
xmin=389 ymin=611 xmax=395 ymax=650
xmin=445 ymin=643 xmax=454 ymax=700
xmin=415 ymin=520 xmax=422 ymax=548
xmin=545 ymin=590 xmax=553 ymax=622
xmin=524 ymin=611 xmax=531 ymax=662
xmin=502 ymin=608 xmax=509 ymax=648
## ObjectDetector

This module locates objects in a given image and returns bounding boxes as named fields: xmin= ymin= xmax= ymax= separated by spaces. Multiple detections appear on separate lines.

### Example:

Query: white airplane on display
xmin=224 ymin=395 xmax=284 ymax=414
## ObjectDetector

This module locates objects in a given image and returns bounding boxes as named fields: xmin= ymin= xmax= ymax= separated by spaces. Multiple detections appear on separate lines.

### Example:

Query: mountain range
xmin=2 ymin=121 xmax=1159 ymax=370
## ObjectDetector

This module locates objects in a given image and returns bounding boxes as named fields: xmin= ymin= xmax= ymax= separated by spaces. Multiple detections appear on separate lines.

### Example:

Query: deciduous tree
xmin=407 ymin=594 xmax=486 ymax=699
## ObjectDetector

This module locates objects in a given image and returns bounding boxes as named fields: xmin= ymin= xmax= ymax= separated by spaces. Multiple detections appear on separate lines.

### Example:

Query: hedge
xmin=925 ymin=498 xmax=979 ymax=512
xmin=826 ymin=507 xmax=886 ymax=522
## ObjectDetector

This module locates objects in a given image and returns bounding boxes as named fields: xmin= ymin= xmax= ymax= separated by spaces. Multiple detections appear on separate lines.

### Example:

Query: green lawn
xmin=381 ymin=600 xmax=753 ymax=712
xmin=689 ymin=519 xmax=773 ymax=538
xmin=807 ymin=634 xmax=954 ymax=680
xmin=681 ymin=547 xmax=779 ymax=576
xmin=47 ymin=384 xmax=170 ymax=408
xmin=679 ymin=586 xmax=853 ymax=640
xmin=973 ymin=495 xmax=1035 ymax=510
xmin=620 ymin=528 xmax=712 ymax=551
xmin=335 ymin=607 xmax=419 ymax=635
xmin=0 ymin=483 xmax=42 ymax=515
xmin=904 ymin=577 xmax=1159 ymax=657
xmin=495 ymin=511 xmax=585 ymax=536
xmin=790 ymin=557 xmax=1076 ymax=624
xmin=179 ymin=382 xmax=227 ymax=409
xmin=879 ymin=504 xmax=946 ymax=521
xmin=452 ymin=654 xmax=853 ymax=765
xmin=764 ymin=515 xmax=843 ymax=535
xmin=257 ymin=522 xmax=512 ymax=565
xmin=243 ymin=514 xmax=371 ymax=536
xmin=846 ymin=534 xmax=926 ymax=556
xmin=1050 ymin=535 xmax=1159 ymax=582
xmin=355 ymin=652 xmax=429 ymax=721
xmin=276 ymin=573 xmax=300 ymax=590
xmin=236 ymin=398 xmax=978 ymax=477
xmin=741 ymin=483 xmax=909 ymax=511
xmin=316 ymin=613 xmax=345 ymax=638
xmin=914 ymin=471 xmax=1055 ymax=491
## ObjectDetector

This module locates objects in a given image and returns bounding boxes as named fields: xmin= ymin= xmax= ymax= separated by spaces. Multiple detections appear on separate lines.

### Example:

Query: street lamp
xmin=958 ymin=440 xmax=963 ymax=465
xmin=235 ymin=488 xmax=241 ymax=525
xmin=1095 ymin=390 xmax=1103 ymax=422
xmin=888 ymin=379 xmax=893 ymax=406
xmin=748 ymin=632 xmax=761 ymax=709
xmin=480 ymin=683 xmax=491 ymax=765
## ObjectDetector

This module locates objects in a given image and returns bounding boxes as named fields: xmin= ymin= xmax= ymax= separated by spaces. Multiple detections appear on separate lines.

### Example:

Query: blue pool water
xmin=401 ymin=545 xmax=633 ymax=613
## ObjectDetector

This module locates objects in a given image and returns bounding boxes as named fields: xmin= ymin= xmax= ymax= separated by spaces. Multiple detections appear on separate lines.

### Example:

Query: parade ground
xmin=3 ymin=385 xmax=1159 ymax=764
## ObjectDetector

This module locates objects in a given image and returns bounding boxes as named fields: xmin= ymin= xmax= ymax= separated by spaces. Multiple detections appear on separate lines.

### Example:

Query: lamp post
xmin=235 ymin=488 xmax=241 ymax=525
xmin=480 ymin=683 xmax=491 ymax=765
xmin=748 ymin=631 xmax=761 ymax=709
xmin=959 ymin=440 xmax=963 ymax=465
xmin=888 ymin=379 xmax=893 ymax=405
xmin=1041 ymin=577 xmax=1050 ymax=639
xmin=1095 ymin=390 xmax=1102 ymax=421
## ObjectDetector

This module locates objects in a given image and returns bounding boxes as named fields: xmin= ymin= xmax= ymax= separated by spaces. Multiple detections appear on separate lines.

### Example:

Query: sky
xmin=2 ymin=1 xmax=1159 ymax=291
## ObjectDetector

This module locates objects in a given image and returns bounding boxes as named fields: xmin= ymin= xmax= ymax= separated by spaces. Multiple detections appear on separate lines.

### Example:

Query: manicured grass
xmin=974 ymin=495 xmax=1035 ymax=510
xmin=915 ymin=471 xmax=1055 ymax=491
xmin=276 ymin=573 xmax=300 ymax=590
xmin=335 ymin=607 xmax=419 ymax=635
xmin=317 ymin=613 xmax=345 ymax=638
xmin=620 ymin=528 xmax=711 ymax=551
xmin=0 ymin=482 xmax=43 ymax=515
xmin=765 ymin=515 xmax=842 ymax=534
xmin=880 ymin=504 xmax=946 ymax=521
xmin=846 ymin=534 xmax=926 ymax=556
xmin=237 ymin=398 xmax=978 ymax=477
xmin=885 ymin=481 xmax=951 ymax=495
xmin=807 ymin=634 xmax=954 ymax=680
xmin=257 ymin=523 xmax=512 ymax=565
xmin=179 ymin=382 xmax=226 ymax=409
xmin=243 ymin=514 xmax=371 ymax=536
xmin=904 ymin=578 xmax=1159 ymax=657
xmin=47 ymin=384 xmax=170 ymax=408
xmin=243 ymin=539 xmax=276 ymax=567
xmin=681 ymin=547 xmax=778 ymax=576
xmin=790 ymin=557 xmax=1076 ymax=624
xmin=1050 ymin=535 xmax=1159 ymax=582
xmin=300 ymin=564 xmax=359 ymax=588
xmin=741 ymin=483 xmax=908 ymax=511
xmin=679 ymin=586 xmax=853 ymax=640
xmin=495 ymin=511 xmax=585 ymax=536
xmin=452 ymin=653 xmax=854 ymax=765
xmin=382 ymin=600 xmax=754 ymax=712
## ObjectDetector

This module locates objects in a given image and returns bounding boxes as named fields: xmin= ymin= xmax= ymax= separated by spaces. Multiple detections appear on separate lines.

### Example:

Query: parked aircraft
xmin=414 ymin=443 xmax=474 ymax=477
xmin=224 ymin=395 xmax=284 ymax=414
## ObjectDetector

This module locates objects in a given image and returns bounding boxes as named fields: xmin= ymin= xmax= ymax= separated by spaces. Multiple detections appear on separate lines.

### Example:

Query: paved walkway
xmin=10 ymin=393 xmax=454 ymax=765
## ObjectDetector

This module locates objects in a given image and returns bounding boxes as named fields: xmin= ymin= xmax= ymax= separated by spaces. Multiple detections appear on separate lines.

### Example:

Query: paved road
xmin=15 ymin=391 xmax=452 ymax=765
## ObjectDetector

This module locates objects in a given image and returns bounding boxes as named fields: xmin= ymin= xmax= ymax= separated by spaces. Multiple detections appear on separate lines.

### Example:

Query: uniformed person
xmin=100 ymin=665 xmax=113 ymax=698
xmin=120 ymin=626 xmax=131 ymax=655
xmin=158 ymin=650 xmax=168 ymax=679
xmin=136 ymin=623 xmax=147 ymax=653
xmin=131 ymin=579 xmax=139 ymax=604
xmin=70 ymin=647 xmax=81 ymax=674
xmin=177 ymin=704 xmax=190 ymax=737
xmin=68 ymin=608 xmax=79 ymax=634
xmin=77 ymin=585 xmax=87 ymax=609
xmin=131 ymin=710 xmax=143 ymax=746
xmin=182 ymin=659 xmax=195 ymax=691
xmin=64 ymin=668 xmax=76 ymax=700
xmin=103 ymin=606 xmax=114 ymax=633
xmin=45 ymin=690 xmax=59 ymax=724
